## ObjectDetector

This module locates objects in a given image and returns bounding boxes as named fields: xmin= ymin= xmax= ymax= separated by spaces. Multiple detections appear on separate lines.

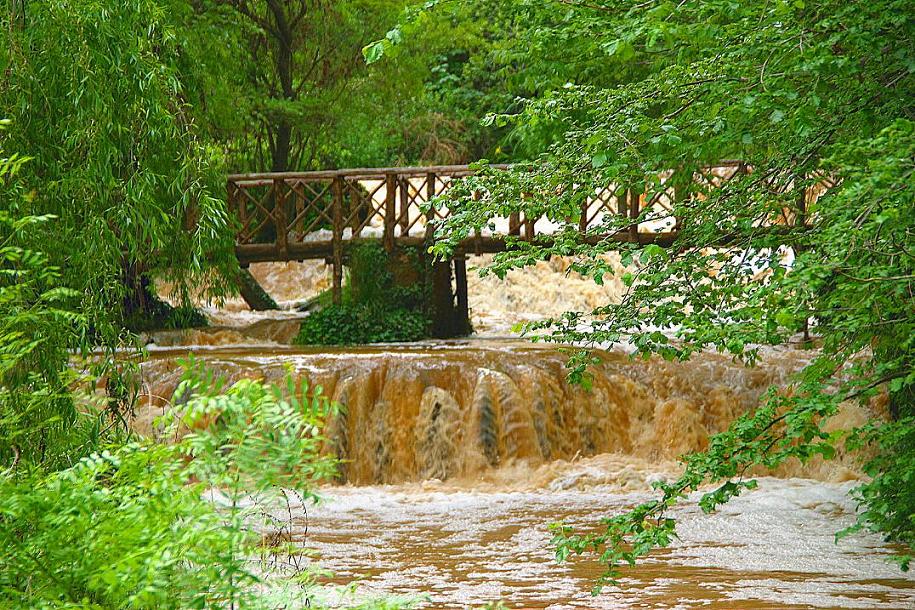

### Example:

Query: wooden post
xmin=274 ymin=178 xmax=288 ymax=258
xmin=294 ymin=179 xmax=304 ymax=241
xmin=672 ymin=183 xmax=681 ymax=232
xmin=473 ymin=190 xmax=483 ymax=255
xmin=796 ymin=180 xmax=807 ymax=227
xmin=509 ymin=212 xmax=521 ymax=236
xmin=230 ymin=181 xmax=246 ymax=241
xmin=399 ymin=176 xmax=410 ymax=236
xmin=519 ymin=191 xmax=535 ymax=240
xmin=331 ymin=176 xmax=344 ymax=305
xmin=384 ymin=173 xmax=396 ymax=252
xmin=429 ymin=259 xmax=456 ymax=339
xmin=425 ymin=172 xmax=437 ymax=241
xmin=672 ymin=171 xmax=685 ymax=232
xmin=795 ymin=174 xmax=810 ymax=344
xmin=618 ymin=186 xmax=628 ymax=218
xmin=454 ymin=256 xmax=470 ymax=335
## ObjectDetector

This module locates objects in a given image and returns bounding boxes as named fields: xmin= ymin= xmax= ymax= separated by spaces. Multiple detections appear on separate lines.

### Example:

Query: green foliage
xmin=363 ymin=1 xmax=443 ymax=66
xmin=122 ymin=294 xmax=210 ymax=333
xmin=166 ymin=360 xmax=339 ymax=498
xmin=0 ymin=371 xmax=359 ymax=610
xmin=0 ymin=443 xmax=258 ymax=609
xmin=1 ymin=0 xmax=237 ymax=335
xmin=187 ymin=0 xmax=473 ymax=170
xmin=0 ymin=126 xmax=106 ymax=471
xmin=297 ymin=244 xmax=431 ymax=345
xmin=364 ymin=1 xmax=542 ymax=163
xmin=297 ymin=303 xmax=430 ymax=345
xmin=0 ymin=211 xmax=98 ymax=471
xmin=844 ymin=415 xmax=915 ymax=571
xmin=395 ymin=0 xmax=915 ymax=585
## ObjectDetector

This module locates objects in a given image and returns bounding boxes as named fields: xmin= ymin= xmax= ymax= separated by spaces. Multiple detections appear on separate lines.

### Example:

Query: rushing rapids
xmin=137 ymin=339 xmax=867 ymax=487
xmin=143 ymin=261 xmax=915 ymax=608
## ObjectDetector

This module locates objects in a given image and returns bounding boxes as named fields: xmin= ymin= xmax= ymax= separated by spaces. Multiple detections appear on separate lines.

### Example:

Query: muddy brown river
xmin=133 ymin=337 xmax=915 ymax=609
xmin=300 ymin=480 xmax=914 ymax=609
xmin=144 ymin=261 xmax=915 ymax=608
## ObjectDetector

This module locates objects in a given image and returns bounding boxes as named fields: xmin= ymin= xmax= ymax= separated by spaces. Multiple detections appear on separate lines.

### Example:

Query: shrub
xmin=296 ymin=243 xmax=432 ymax=345
xmin=0 ymin=369 xmax=364 ymax=610
xmin=0 ymin=443 xmax=257 ymax=609
xmin=296 ymin=302 xmax=429 ymax=345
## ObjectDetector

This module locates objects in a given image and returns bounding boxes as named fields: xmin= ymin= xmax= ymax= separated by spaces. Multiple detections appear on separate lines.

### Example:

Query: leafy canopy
xmin=370 ymin=0 xmax=915 ymax=584
xmin=1 ymin=0 xmax=236 ymax=333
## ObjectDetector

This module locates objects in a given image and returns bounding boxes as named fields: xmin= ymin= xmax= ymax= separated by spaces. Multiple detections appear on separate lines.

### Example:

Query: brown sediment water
xmin=136 ymin=339 xmax=866 ymax=487
xmin=143 ymin=260 xmax=914 ymax=608
xmin=297 ymin=479 xmax=915 ymax=609
xmin=131 ymin=337 xmax=915 ymax=608
xmin=158 ymin=253 xmax=630 ymax=333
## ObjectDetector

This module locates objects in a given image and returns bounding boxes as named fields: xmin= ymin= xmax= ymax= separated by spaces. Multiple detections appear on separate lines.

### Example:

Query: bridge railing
xmin=228 ymin=165 xmax=504 ymax=262
xmin=226 ymin=160 xmax=823 ymax=267
xmin=226 ymin=162 xmax=697 ymax=264
xmin=228 ymin=162 xmax=826 ymax=305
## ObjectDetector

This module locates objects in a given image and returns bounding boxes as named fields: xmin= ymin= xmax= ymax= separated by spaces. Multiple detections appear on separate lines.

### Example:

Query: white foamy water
xmin=294 ymin=478 xmax=914 ymax=609
xmin=157 ymin=252 xmax=632 ymax=336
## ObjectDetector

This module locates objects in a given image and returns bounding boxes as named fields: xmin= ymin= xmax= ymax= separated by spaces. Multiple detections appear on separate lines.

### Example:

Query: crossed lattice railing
xmin=226 ymin=163 xmax=682 ymax=259
xmin=227 ymin=161 xmax=821 ymax=264
xmin=228 ymin=166 xmax=500 ymax=259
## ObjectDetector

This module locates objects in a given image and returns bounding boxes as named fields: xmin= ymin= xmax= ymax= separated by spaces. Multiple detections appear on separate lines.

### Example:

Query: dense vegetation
xmin=0 ymin=0 xmax=497 ymax=331
xmin=2 ymin=0 xmax=236 ymax=335
xmin=369 ymin=0 xmax=915 ymax=584
xmin=2 ymin=0 xmax=912 ymax=605
xmin=0 ymin=366 xmax=359 ymax=608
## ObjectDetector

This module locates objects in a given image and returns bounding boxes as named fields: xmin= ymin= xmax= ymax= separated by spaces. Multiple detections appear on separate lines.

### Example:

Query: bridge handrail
xmin=227 ymin=163 xmax=513 ymax=185
xmin=227 ymin=159 xmax=748 ymax=183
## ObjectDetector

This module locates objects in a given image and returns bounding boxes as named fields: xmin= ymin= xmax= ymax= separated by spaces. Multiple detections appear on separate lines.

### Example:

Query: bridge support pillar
xmin=428 ymin=256 xmax=472 ymax=339
xmin=454 ymin=256 xmax=469 ymax=333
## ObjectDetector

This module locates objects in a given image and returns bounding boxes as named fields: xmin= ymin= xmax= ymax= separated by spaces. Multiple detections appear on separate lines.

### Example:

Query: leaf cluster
xmin=0 ymin=370 xmax=386 ymax=609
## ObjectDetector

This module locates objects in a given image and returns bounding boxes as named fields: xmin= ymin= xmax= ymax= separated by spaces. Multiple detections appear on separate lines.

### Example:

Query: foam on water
xmin=295 ymin=478 xmax=915 ymax=608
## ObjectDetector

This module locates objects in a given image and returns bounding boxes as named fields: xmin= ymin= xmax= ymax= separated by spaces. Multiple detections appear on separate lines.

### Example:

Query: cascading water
xmin=137 ymin=341 xmax=867 ymax=487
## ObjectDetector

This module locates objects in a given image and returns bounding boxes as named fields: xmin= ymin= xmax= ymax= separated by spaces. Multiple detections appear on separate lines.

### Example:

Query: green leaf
xmin=362 ymin=40 xmax=387 ymax=64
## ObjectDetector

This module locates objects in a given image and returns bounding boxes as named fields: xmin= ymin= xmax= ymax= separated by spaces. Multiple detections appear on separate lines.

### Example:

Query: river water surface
xmin=146 ymin=261 xmax=915 ymax=609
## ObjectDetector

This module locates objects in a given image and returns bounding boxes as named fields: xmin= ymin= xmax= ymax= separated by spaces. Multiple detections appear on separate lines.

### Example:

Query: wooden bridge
xmin=226 ymin=161 xmax=816 ymax=330
xmin=227 ymin=163 xmax=751 ymax=308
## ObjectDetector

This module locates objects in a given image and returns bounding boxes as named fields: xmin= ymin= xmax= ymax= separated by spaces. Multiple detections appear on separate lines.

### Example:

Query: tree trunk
xmin=238 ymin=267 xmax=279 ymax=311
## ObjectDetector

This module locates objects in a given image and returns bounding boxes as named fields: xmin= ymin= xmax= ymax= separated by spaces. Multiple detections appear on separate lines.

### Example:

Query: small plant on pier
xmin=296 ymin=242 xmax=433 ymax=345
